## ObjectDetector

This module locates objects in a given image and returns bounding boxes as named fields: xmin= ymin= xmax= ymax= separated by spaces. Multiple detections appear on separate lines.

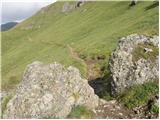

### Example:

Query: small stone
xmin=119 ymin=113 xmax=123 ymax=116
xmin=104 ymin=104 xmax=109 ymax=108
xmin=92 ymin=109 xmax=97 ymax=114
xmin=99 ymin=99 xmax=107 ymax=105
xmin=110 ymin=100 xmax=116 ymax=104
xmin=97 ymin=110 xmax=101 ymax=113
xmin=144 ymin=48 xmax=153 ymax=53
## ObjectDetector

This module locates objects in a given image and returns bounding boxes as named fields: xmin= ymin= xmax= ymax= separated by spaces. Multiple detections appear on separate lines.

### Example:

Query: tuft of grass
xmin=150 ymin=104 xmax=159 ymax=113
xmin=132 ymin=43 xmax=158 ymax=62
xmin=72 ymin=92 xmax=80 ymax=101
xmin=118 ymin=81 xmax=159 ymax=109
xmin=67 ymin=105 xmax=94 ymax=119
xmin=1 ymin=95 xmax=12 ymax=118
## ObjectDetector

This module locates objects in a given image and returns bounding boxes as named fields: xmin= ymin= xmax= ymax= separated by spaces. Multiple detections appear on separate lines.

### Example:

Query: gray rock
xmin=109 ymin=34 xmax=159 ymax=95
xmin=144 ymin=48 xmax=153 ymax=53
xmin=62 ymin=1 xmax=85 ymax=13
xmin=153 ymin=94 xmax=159 ymax=108
xmin=3 ymin=61 xmax=98 ymax=119
xmin=62 ymin=2 xmax=74 ymax=13
xmin=154 ymin=98 xmax=159 ymax=107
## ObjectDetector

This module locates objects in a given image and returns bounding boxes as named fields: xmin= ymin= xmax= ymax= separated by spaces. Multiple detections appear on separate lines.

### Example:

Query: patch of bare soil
xmin=92 ymin=100 xmax=135 ymax=119
xmin=85 ymin=59 xmax=97 ymax=80
xmin=67 ymin=44 xmax=97 ymax=80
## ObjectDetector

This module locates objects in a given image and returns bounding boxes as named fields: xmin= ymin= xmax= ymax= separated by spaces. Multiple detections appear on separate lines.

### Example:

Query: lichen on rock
xmin=109 ymin=34 xmax=159 ymax=95
xmin=3 ymin=61 xmax=98 ymax=119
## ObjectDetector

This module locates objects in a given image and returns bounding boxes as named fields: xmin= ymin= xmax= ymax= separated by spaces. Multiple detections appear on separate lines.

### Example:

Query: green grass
xmin=1 ymin=95 xmax=12 ymax=118
xmin=150 ymin=104 xmax=159 ymax=113
xmin=1 ymin=1 xmax=159 ymax=90
xmin=118 ymin=81 xmax=159 ymax=109
xmin=132 ymin=43 xmax=158 ymax=62
xmin=67 ymin=105 xmax=94 ymax=118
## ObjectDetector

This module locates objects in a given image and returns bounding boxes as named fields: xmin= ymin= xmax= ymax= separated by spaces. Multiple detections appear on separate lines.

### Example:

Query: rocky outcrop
xmin=3 ymin=61 xmax=98 ymax=119
xmin=109 ymin=34 xmax=159 ymax=95
xmin=62 ymin=1 xmax=85 ymax=13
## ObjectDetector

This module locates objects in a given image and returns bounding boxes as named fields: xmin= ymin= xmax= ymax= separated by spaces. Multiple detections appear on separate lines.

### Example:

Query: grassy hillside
xmin=1 ymin=1 xmax=159 ymax=91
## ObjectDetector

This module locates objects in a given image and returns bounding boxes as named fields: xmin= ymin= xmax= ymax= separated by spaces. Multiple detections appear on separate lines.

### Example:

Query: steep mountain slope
xmin=1 ymin=22 xmax=18 ymax=31
xmin=1 ymin=1 xmax=159 ymax=90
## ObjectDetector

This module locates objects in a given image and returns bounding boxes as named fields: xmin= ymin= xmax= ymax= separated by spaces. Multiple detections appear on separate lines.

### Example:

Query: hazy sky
xmin=1 ymin=0 xmax=56 ymax=24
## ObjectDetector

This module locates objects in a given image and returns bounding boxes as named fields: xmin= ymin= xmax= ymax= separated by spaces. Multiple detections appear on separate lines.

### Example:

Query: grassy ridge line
xmin=2 ymin=1 xmax=159 ymax=90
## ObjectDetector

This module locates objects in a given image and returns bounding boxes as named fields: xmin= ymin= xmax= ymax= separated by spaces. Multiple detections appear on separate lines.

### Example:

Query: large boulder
xmin=3 ymin=61 xmax=99 ymax=118
xmin=109 ymin=34 xmax=159 ymax=95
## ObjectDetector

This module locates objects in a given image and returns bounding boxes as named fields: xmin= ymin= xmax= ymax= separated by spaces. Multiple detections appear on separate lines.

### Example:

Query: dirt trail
xmin=67 ymin=45 xmax=140 ymax=119
xmin=92 ymin=100 xmax=136 ymax=119
xmin=67 ymin=44 xmax=95 ymax=80
xmin=67 ymin=44 xmax=85 ymax=65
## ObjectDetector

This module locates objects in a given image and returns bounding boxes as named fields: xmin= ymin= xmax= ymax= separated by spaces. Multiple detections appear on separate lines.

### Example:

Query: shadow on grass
xmin=145 ymin=1 xmax=159 ymax=11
